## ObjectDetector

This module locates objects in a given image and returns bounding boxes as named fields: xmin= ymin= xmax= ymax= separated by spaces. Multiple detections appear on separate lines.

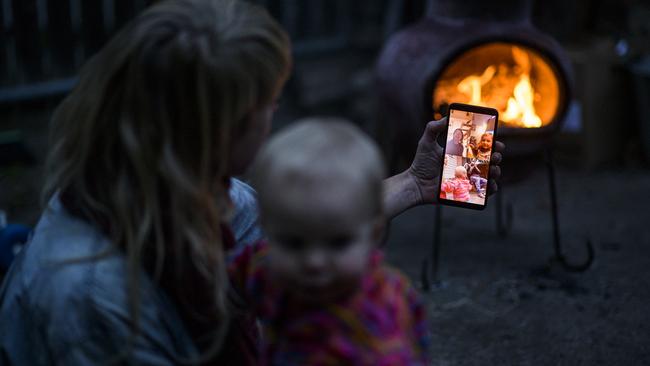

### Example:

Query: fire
xmin=434 ymin=43 xmax=559 ymax=129
xmin=456 ymin=47 xmax=541 ymax=128
xmin=503 ymin=74 xmax=542 ymax=127
xmin=458 ymin=66 xmax=496 ymax=106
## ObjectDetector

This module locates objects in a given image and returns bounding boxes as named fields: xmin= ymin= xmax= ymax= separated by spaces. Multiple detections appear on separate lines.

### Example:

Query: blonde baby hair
xmin=252 ymin=117 xmax=387 ymax=218
xmin=455 ymin=165 xmax=468 ymax=179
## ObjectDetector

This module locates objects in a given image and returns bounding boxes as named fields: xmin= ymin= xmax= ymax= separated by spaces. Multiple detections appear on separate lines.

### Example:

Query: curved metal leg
xmin=545 ymin=149 xmax=594 ymax=272
xmin=431 ymin=204 xmax=442 ymax=282
xmin=496 ymin=188 xmax=513 ymax=238
xmin=421 ymin=204 xmax=442 ymax=290
xmin=420 ymin=259 xmax=430 ymax=291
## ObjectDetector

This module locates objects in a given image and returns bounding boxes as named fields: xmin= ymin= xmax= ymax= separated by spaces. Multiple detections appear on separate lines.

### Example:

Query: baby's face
xmin=261 ymin=180 xmax=380 ymax=304
xmin=479 ymin=134 xmax=493 ymax=149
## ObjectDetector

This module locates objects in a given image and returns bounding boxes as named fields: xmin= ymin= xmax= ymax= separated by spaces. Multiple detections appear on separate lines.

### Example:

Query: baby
xmin=440 ymin=166 xmax=473 ymax=202
xmin=229 ymin=118 xmax=429 ymax=365
xmin=476 ymin=133 xmax=493 ymax=161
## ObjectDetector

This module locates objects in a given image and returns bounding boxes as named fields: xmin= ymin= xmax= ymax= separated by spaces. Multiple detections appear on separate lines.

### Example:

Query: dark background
xmin=1 ymin=0 xmax=650 ymax=364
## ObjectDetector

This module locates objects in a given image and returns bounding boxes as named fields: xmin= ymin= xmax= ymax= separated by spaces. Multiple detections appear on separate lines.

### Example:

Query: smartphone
xmin=438 ymin=103 xmax=499 ymax=210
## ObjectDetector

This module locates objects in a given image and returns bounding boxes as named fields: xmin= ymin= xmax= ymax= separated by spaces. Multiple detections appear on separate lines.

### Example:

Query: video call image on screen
xmin=440 ymin=109 xmax=496 ymax=205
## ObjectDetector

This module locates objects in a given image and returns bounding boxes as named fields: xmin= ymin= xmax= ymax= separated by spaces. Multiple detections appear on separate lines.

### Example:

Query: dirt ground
xmin=384 ymin=166 xmax=650 ymax=365
xmin=3 ymin=158 xmax=650 ymax=365
xmin=2 ymin=103 xmax=650 ymax=364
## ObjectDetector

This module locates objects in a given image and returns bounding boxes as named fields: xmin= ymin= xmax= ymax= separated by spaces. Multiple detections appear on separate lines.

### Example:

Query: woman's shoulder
xmin=2 ymin=200 xmax=129 ymax=325
xmin=0 ymin=199 xmax=197 ymax=362
xmin=10 ymin=198 xmax=120 ymax=290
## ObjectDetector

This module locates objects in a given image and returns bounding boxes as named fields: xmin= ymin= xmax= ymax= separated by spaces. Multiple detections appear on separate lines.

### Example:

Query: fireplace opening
xmin=432 ymin=42 xmax=561 ymax=129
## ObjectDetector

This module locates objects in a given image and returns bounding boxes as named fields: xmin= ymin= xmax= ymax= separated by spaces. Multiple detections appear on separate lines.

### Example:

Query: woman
xmin=446 ymin=128 xmax=465 ymax=156
xmin=0 ymin=0 xmax=503 ymax=364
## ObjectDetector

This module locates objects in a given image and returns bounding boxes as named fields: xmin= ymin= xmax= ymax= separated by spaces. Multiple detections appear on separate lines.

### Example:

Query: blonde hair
xmin=43 ymin=0 xmax=290 ymax=361
xmin=455 ymin=165 xmax=468 ymax=179
xmin=480 ymin=132 xmax=493 ymax=140
xmin=252 ymin=117 xmax=386 ymax=218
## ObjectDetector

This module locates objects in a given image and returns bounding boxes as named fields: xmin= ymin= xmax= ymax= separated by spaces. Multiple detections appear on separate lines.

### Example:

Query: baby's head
xmin=252 ymin=117 xmax=386 ymax=303
xmin=478 ymin=133 xmax=493 ymax=150
xmin=455 ymin=166 xmax=468 ymax=179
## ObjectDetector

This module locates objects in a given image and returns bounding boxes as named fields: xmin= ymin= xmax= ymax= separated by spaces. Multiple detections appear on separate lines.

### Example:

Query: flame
xmin=454 ymin=46 xmax=542 ymax=128
xmin=503 ymin=74 xmax=542 ymax=127
xmin=458 ymin=66 xmax=496 ymax=105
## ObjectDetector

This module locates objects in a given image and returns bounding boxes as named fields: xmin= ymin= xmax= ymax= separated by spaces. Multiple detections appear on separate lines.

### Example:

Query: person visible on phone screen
xmin=440 ymin=166 xmax=472 ymax=202
xmin=228 ymin=118 xmax=430 ymax=365
xmin=476 ymin=132 xmax=494 ymax=161
xmin=465 ymin=160 xmax=488 ymax=199
xmin=446 ymin=128 xmax=465 ymax=156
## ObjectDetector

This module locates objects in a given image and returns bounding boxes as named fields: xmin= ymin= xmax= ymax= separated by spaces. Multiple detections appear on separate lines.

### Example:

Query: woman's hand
xmin=383 ymin=118 xmax=505 ymax=218
xmin=408 ymin=118 xmax=505 ymax=204
xmin=405 ymin=119 xmax=446 ymax=204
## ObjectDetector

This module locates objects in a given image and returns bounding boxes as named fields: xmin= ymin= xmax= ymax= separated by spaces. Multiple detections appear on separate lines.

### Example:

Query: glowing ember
xmin=433 ymin=43 xmax=560 ymax=128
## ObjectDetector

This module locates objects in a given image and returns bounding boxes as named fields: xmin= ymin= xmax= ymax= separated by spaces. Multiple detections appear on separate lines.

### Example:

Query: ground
xmin=2 ymin=104 xmax=650 ymax=364
xmin=384 ymin=166 xmax=650 ymax=365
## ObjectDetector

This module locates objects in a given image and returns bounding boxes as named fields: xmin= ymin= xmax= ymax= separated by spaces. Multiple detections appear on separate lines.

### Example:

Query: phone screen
xmin=439 ymin=103 xmax=498 ymax=209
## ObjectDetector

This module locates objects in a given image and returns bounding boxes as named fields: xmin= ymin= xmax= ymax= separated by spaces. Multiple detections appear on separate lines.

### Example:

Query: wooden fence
xmin=0 ymin=0 xmax=426 ymax=103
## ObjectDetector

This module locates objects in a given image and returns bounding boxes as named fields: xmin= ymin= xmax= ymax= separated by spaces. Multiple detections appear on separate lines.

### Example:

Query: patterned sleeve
xmin=405 ymin=281 xmax=430 ymax=361
xmin=382 ymin=265 xmax=430 ymax=364
xmin=259 ymin=258 xmax=430 ymax=366
xmin=227 ymin=241 xmax=269 ymax=306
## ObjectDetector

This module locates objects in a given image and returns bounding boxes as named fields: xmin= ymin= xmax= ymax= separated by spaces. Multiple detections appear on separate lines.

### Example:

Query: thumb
xmin=423 ymin=117 xmax=447 ymax=143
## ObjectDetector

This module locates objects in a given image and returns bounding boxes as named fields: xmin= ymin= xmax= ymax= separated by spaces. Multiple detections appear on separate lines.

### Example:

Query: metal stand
xmin=545 ymin=149 xmax=594 ymax=272
xmin=496 ymin=186 xmax=513 ymax=237
xmin=420 ymin=149 xmax=594 ymax=290
xmin=421 ymin=204 xmax=442 ymax=291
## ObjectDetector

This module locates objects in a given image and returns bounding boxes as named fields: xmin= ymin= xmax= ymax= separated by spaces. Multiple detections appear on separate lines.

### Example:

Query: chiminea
xmin=376 ymin=0 xmax=592 ymax=283
xmin=377 ymin=0 xmax=573 ymax=165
